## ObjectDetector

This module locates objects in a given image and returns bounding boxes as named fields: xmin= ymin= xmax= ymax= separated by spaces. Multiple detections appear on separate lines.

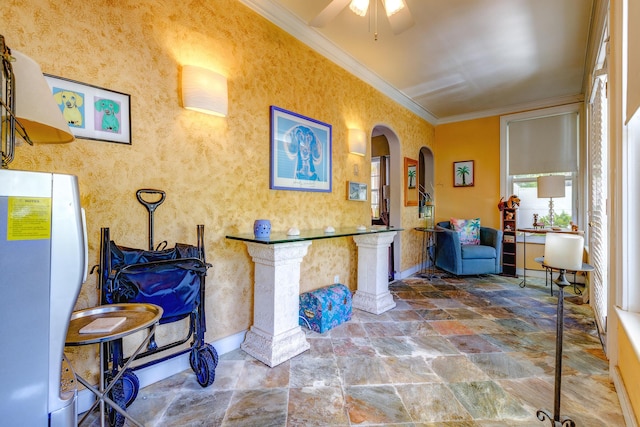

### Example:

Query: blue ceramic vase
xmin=254 ymin=219 xmax=271 ymax=238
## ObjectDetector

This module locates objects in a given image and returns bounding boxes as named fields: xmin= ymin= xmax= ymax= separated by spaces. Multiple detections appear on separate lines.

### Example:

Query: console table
xmin=226 ymin=226 xmax=399 ymax=367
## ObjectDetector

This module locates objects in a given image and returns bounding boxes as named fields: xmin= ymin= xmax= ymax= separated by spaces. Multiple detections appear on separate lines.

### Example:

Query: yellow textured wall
xmin=2 ymin=0 xmax=433 ymax=375
xmin=434 ymin=116 xmax=501 ymax=229
xmin=618 ymin=324 xmax=640 ymax=425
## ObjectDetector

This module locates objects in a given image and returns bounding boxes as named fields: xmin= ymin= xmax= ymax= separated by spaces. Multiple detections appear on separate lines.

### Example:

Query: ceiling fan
xmin=310 ymin=0 xmax=414 ymax=40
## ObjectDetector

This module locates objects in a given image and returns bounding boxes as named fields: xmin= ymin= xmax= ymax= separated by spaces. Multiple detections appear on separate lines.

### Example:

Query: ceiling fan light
xmin=349 ymin=0 xmax=369 ymax=17
xmin=383 ymin=0 xmax=405 ymax=16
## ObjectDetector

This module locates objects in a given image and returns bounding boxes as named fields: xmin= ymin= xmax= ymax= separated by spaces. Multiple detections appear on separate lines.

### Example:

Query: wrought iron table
xmin=414 ymin=227 xmax=441 ymax=279
xmin=66 ymin=303 xmax=162 ymax=427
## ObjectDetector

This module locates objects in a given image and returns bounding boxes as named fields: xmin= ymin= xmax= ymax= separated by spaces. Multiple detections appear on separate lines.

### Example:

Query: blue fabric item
xmin=435 ymin=221 xmax=503 ymax=276
xmin=106 ymin=243 xmax=207 ymax=323
xmin=299 ymin=284 xmax=352 ymax=333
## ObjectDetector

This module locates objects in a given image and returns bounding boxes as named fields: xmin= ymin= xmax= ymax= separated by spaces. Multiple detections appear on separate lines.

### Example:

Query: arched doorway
xmin=370 ymin=125 xmax=401 ymax=281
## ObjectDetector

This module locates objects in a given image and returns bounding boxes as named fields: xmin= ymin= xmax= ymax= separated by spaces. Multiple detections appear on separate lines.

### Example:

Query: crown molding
xmin=237 ymin=0 xmax=438 ymax=124
xmin=437 ymin=93 xmax=585 ymax=125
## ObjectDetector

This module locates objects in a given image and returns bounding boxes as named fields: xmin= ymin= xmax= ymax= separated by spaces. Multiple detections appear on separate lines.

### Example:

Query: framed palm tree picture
xmin=454 ymin=160 xmax=474 ymax=187
xmin=404 ymin=157 xmax=419 ymax=206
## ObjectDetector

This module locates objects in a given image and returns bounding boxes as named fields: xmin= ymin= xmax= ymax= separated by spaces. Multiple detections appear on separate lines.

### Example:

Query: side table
xmin=517 ymin=228 xmax=583 ymax=288
xmin=534 ymin=256 xmax=583 ymax=296
xmin=66 ymin=303 xmax=163 ymax=427
xmin=414 ymin=227 xmax=440 ymax=279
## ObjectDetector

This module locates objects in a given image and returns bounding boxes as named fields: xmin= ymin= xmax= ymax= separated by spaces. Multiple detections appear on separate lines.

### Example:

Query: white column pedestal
xmin=352 ymin=231 xmax=397 ymax=314
xmin=240 ymin=241 xmax=311 ymax=367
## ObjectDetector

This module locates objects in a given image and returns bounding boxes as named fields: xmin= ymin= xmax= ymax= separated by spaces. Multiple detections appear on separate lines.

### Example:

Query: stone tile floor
xmin=85 ymin=274 xmax=626 ymax=426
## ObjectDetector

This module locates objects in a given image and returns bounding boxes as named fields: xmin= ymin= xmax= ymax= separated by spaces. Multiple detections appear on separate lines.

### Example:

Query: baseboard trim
xmin=77 ymin=330 xmax=247 ymax=414
xmin=612 ymin=365 xmax=639 ymax=427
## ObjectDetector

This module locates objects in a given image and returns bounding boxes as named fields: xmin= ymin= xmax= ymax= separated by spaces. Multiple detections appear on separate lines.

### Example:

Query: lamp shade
xmin=537 ymin=175 xmax=565 ymax=198
xmin=12 ymin=50 xmax=74 ymax=144
xmin=348 ymin=128 xmax=366 ymax=156
xmin=544 ymin=232 xmax=584 ymax=271
xmin=349 ymin=0 xmax=369 ymax=16
xmin=181 ymin=65 xmax=227 ymax=117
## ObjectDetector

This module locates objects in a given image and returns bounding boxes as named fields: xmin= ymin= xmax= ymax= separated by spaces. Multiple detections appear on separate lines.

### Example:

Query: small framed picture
xmin=404 ymin=157 xmax=418 ymax=206
xmin=44 ymin=74 xmax=131 ymax=145
xmin=454 ymin=160 xmax=474 ymax=187
xmin=347 ymin=181 xmax=368 ymax=201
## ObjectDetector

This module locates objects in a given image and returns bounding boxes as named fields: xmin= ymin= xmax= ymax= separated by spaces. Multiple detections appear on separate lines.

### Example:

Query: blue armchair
xmin=435 ymin=221 xmax=503 ymax=276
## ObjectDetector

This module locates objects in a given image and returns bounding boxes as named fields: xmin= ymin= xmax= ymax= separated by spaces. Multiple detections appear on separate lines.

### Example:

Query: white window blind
xmin=508 ymin=112 xmax=579 ymax=175
xmin=590 ymin=78 xmax=608 ymax=337
xmin=627 ymin=0 xmax=640 ymax=122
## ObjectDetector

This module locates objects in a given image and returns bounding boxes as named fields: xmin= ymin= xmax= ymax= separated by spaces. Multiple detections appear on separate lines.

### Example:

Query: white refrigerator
xmin=0 ymin=169 xmax=87 ymax=426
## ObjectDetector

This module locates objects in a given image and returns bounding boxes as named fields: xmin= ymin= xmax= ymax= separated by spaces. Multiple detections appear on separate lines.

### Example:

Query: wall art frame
xmin=270 ymin=106 xmax=332 ymax=192
xmin=44 ymin=74 xmax=131 ymax=145
xmin=404 ymin=157 xmax=418 ymax=206
xmin=454 ymin=160 xmax=474 ymax=187
xmin=347 ymin=181 xmax=368 ymax=201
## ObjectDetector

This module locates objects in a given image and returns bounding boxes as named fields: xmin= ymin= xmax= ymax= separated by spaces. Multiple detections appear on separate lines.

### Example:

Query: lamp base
xmin=537 ymin=268 xmax=574 ymax=426
xmin=554 ymin=269 xmax=570 ymax=288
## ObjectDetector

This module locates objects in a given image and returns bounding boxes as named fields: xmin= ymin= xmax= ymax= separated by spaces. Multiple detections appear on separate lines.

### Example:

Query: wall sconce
xmin=537 ymin=175 xmax=565 ymax=227
xmin=181 ymin=65 xmax=227 ymax=117
xmin=2 ymin=35 xmax=74 ymax=167
xmin=348 ymin=128 xmax=366 ymax=156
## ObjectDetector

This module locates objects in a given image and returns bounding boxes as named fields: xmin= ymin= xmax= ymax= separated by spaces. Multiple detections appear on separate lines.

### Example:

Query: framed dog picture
xmin=44 ymin=74 xmax=131 ymax=145
xmin=270 ymin=106 xmax=332 ymax=192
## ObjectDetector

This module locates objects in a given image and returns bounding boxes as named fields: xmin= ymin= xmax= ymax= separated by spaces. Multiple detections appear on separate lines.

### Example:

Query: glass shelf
xmin=226 ymin=226 xmax=400 ymax=245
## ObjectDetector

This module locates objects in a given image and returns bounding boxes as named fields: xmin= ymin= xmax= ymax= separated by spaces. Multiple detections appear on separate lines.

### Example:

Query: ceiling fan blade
xmin=387 ymin=3 xmax=414 ymax=35
xmin=309 ymin=0 xmax=352 ymax=28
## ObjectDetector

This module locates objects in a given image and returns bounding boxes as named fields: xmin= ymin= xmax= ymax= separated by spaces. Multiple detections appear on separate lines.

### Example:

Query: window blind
xmin=627 ymin=0 xmax=640 ymax=122
xmin=508 ymin=112 xmax=579 ymax=175
xmin=590 ymin=79 xmax=608 ymax=337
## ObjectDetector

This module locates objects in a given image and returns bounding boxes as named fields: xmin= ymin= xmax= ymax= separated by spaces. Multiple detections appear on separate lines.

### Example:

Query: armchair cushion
xmin=435 ymin=221 xmax=503 ymax=276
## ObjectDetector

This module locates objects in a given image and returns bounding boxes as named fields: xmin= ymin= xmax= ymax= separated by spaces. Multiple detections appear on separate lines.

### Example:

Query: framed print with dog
xmin=270 ymin=106 xmax=332 ymax=192
xmin=44 ymin=74 xmax=131 ymax=144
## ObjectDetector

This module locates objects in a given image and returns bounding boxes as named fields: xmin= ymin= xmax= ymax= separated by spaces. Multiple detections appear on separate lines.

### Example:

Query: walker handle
xmin=136 ymin=189 xmax=166 ymax=250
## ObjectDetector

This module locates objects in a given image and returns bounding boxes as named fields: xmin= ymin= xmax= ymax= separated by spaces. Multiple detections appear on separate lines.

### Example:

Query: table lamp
xmin=544 ymin=232 xmax=584 ymax=285
xmin=537 ymin=175 xmax=565 ymax=227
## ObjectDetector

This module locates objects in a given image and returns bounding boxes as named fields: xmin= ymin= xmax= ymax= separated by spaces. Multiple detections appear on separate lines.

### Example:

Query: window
xmin=512 ymin=174 xmax=574 ymax=228
xmin=371 ymin=157 xmax=380 ymax=219
xmin=500 ymin=104 xmax=581 ymax=230
xmin=371 ymin=155 xmax=389 ymax=222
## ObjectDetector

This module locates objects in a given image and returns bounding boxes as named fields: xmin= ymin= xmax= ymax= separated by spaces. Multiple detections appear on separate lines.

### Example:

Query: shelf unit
xmin=501 ymin=208 xmax=517 ymax=277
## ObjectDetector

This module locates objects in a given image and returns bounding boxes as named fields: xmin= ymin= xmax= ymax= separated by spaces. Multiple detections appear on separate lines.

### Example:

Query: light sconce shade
xmin=544 ymin=232 xmax=584 ymax=272
xmin=12 ymin=50 xmax=74 ymax=144
xmin=348 ymin=129 xmax=366 ymax=156
xmin=181 ymin=65 xmax=228 ymax=117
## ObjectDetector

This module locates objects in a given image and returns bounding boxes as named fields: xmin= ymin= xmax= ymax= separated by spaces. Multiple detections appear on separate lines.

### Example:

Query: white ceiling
xmin=239 ymin=0 xmax=595 ymax=124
